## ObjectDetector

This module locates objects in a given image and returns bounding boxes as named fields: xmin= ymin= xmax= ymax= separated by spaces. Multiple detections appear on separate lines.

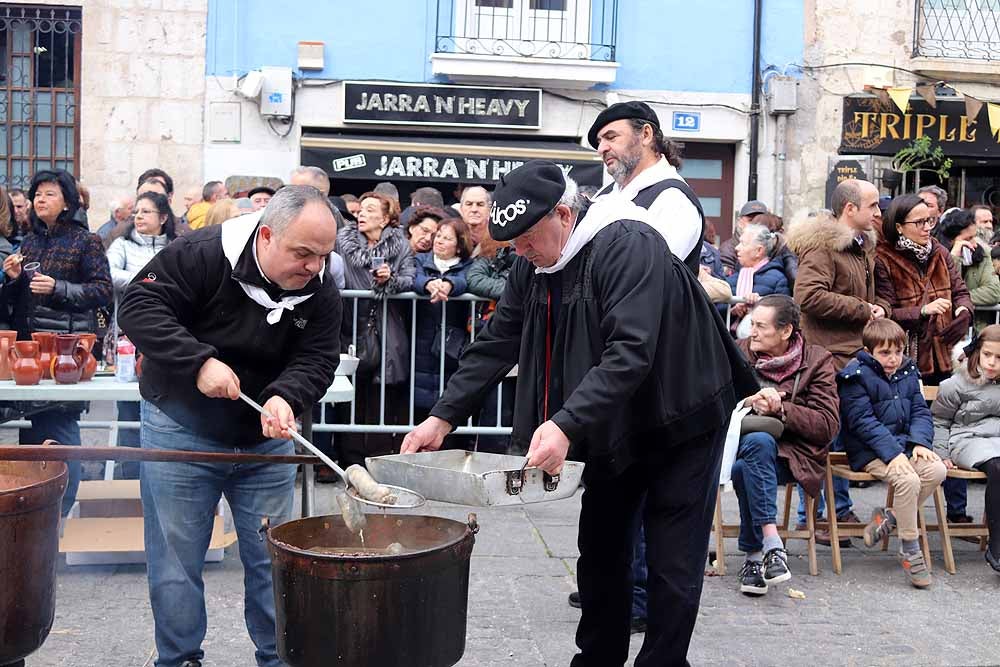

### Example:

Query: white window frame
xmin=453 ymin=0 xmax=592 ymax=59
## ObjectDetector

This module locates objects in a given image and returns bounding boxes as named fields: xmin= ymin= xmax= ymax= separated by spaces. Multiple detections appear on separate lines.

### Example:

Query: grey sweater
xmin=932 ymin=361 xmax=1000 ymax=469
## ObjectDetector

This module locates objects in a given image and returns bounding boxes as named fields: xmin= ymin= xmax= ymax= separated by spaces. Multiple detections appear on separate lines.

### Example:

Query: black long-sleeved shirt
xmin=118 ymin=223 xmax=342 ymax=446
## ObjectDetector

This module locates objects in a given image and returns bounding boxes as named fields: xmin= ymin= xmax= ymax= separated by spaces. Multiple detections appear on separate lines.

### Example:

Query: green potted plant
xmin=884 ymin=136 xmax=953 ymax=192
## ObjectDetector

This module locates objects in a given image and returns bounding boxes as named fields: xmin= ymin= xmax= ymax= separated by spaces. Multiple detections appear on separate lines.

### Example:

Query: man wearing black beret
xmin=403 ymin=160 xmax=756 ymax=666
xmin=589 ymin=101 xmax=705 ymax=275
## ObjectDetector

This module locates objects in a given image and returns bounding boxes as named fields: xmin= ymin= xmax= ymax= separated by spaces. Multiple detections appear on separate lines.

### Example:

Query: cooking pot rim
xmin=267 ymin=514 xmax=473 ymax=561
xmin=0 ymin=461 xmax=68 ymax=495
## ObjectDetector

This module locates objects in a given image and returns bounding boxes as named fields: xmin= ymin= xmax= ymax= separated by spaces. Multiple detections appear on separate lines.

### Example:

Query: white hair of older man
xmin=289 ymin=165 xmax=331 ymax=196
xmin=261 ymin=184 xmax=337 ymax=236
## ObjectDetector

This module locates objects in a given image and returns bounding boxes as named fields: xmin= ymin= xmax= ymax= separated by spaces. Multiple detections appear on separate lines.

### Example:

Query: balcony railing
xmin=914 ymin=0 xmax=1000 ymax=61
xmin=435 ymin=0 xmax=617 ymax=61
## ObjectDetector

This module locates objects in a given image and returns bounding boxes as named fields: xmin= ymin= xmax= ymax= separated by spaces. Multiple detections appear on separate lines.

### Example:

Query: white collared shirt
xmin=600 ymin=157 xmax=703 ymax=260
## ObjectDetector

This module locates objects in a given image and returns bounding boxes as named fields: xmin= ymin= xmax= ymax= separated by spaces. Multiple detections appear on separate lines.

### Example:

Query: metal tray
xmin=365 ymin=450 xmax=584 ymax=507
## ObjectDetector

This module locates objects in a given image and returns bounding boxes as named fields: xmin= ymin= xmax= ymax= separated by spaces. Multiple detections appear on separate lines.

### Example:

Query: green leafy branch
xmin=890 ymin=136 xmax=953 ymax=180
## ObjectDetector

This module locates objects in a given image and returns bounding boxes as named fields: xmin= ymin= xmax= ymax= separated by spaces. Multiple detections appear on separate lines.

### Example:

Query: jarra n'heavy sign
xmin=344 ymin=81 xmax=542 ymax=129
xmin=840 ymin=96 xmax=1000 ymax=158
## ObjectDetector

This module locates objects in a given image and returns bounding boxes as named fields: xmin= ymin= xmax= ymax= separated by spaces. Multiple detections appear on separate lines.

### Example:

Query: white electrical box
xmin=298 ymin=41 xmax=325 ymax=70
xmin=260 ymin=66 xmax=293 ymax=117
xmin=238 ymin=70 xmax=263 ymax=99
xmin=768 ymin=77 xmax=798 ymax=115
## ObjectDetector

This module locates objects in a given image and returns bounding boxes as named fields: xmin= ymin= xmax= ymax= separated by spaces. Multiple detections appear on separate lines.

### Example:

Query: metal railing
xmin=434 ymin=0 xmax=617 ymax=61
xmin=313 ymin=289 xmax=512 ymax=437
xmin=914 ymin=0 xmax=1000 ymax=61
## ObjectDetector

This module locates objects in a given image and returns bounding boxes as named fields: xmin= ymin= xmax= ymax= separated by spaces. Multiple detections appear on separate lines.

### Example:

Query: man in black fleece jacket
xmin=118 ymin=185 xmax=341 ymax=667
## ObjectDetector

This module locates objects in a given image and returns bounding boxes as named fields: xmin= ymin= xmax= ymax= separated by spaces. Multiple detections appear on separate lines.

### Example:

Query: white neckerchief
xmin=600 ymin=156 xmax=686 ymax=201
xmin=220 ymin=211 xmax=323 ymax=325
xmin=535 ymin=193 xmax=670 ymax=274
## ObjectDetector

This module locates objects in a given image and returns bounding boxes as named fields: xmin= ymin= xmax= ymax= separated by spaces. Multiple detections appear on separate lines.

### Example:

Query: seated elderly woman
xmin=732 ymin=295 xmax=840 ymax=596
xmin=726 ymin=223 xmax=791 ymax=330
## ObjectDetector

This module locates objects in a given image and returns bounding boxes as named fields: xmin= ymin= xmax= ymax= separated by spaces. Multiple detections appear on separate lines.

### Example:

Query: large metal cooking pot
xmin=0 ymin=460 xmax=67 ymax=667
xmin=268 ymin=513 xmax=477 ymax=667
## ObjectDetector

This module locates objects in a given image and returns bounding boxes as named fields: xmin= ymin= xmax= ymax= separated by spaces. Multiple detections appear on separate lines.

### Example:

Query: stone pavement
xmin=26 ymin=468 xmax=1000 ymax=667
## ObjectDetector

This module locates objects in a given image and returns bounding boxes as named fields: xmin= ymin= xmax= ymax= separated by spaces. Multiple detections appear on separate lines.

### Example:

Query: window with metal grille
xmin=0 ymin=5 xmax=81 ymax=190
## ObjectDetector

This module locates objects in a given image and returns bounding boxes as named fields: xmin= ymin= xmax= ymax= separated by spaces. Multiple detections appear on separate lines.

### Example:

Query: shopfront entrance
xmin=300 ymin=132 xmax=603 ymax=204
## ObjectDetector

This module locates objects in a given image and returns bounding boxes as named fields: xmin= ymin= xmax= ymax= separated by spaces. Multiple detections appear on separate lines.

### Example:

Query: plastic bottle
xmin=115 ymin=336 xmax=136 ymax=382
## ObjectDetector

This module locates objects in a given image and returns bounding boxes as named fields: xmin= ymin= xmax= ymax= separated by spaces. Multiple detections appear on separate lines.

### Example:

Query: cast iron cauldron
xmin=0 ymin=460 xmax=67 ymax=667
xmin=268 ymin=513 xmax=477 ymax=667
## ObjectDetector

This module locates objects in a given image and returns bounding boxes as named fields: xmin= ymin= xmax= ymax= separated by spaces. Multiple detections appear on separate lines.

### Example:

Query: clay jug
xmin=50 ymin=334 xmax=86 ymax=385
xmin=0 ymin=331 xmax=16 ymax=380
xmin=31 ymin=333 xmax=56 ymax=380
xmin=9 ymin=341 xmax=42 ymax=386
xmin=77 ymin=333 xmax=98 ymax=382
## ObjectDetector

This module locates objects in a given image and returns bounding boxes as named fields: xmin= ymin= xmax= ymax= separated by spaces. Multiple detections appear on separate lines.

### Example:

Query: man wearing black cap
xmin=403 ymin=160 xmax=755 ymax=666
xmin=589 ymin=101 xmax=704 ymax=274
xmin=248 ymin=186 xmax=274 ymax=212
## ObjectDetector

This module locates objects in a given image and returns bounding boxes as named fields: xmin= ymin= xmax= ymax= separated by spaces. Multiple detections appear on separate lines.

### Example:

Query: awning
xmin=300 ymin=133 xmax=604 ymax=186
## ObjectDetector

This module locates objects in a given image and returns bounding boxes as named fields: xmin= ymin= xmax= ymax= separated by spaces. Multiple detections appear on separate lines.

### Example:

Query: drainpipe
xmin=747 ymin=0 xmax=763 ymax=200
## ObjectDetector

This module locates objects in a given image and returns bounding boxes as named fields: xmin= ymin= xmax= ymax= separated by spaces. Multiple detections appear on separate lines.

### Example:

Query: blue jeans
xmin=943 ymin=476 xmax=969 ymax=518
xmin=21 ymin=408 xmax=81 ymax=517
xmin=116 ymin=401 xmax=141 ymax=479
xmin=139 ymin=401 xmax=295 ymax=667
xmin=797 ymin=438 xmax=852 ymax=525
xmin=631 ymin=516 xmax=647 ymax=620
xmin=731 ymin=432 xmax=796 ymax=553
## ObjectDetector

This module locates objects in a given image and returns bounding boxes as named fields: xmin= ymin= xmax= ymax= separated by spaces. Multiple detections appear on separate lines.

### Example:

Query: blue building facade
xmin=203 ymin=0 xmax=804 ymax=237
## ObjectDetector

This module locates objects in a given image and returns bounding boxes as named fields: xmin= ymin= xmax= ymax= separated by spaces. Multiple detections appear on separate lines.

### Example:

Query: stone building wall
xmin=32 ymin=0 xmax=208 ymax=223
xmin=786 ymin=0 xmax=1000 ymax=215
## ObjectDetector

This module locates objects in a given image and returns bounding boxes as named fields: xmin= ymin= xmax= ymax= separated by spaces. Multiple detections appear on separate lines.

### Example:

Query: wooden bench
xmin=823 ymin=451 xmax=941 ymax=574
xmin=921 ymin=468 xmax=989 ymax=571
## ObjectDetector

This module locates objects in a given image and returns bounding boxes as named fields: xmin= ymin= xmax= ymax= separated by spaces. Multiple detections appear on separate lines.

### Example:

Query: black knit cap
xmin=587 ymin=101 xmax=660 ymax=149
xmin=488 ymin=160 xmax=565 ymax=242
xmin=247 ymin=185 xmax=276 ymax=198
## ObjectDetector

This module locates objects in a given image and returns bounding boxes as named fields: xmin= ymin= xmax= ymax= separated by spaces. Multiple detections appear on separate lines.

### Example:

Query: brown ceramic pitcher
xmin=51 ymin=334 xmax=86 ymax=385
xmin=31 ymin=332 xmax=56 ymax=380
xmin=0 ymin=330 xmax=16 ymax=380
xmin=77 ymin=333 xmax=98 ymax=382
xmin=9 ymin=341 xmax=42 ymax=385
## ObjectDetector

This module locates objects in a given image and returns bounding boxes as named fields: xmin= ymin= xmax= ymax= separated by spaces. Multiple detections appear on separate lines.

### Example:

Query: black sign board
xmin=344 ymin=81 xmax=542 ymax=129
xmin=825 ymin=159 xmax=868 ymax=208
xmin=840 ymin=95 xmax=1000 ymax=159
xmin=300 ymin=135 xmax=603 ymax=187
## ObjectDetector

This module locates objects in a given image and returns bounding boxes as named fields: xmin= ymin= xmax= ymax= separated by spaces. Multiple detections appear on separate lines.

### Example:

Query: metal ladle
xmin=238 ymin=392 xmax=425 ymax=510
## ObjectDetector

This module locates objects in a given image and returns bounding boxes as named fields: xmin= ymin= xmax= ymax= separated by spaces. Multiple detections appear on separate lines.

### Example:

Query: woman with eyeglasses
xmin=875 ymin=193 xmax=973 ymax=385
xmin=105 ymin=191 xmax=178 ymax=477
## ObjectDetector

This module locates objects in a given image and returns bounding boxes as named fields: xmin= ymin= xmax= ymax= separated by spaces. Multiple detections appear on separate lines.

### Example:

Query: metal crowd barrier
xmin=314 ymin=289 xmax=512 ymax=437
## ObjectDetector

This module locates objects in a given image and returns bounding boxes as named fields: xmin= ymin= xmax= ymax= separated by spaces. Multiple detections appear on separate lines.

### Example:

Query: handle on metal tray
xmin=505 ymin=457 xmax=560 ymax=496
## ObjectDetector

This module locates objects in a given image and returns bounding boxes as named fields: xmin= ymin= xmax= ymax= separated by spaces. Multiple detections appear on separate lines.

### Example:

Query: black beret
xmin=587 ymin=101 xmax=660 ymax=149
xmin=248 ymin=185 xmax=276 ymax=198
xmin=489 ymin=160 xmax=565 ymax=242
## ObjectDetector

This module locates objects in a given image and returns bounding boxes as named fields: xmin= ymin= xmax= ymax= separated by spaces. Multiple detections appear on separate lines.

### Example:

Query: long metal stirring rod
xmin=238 ymin=392 xmax=351 ymax=486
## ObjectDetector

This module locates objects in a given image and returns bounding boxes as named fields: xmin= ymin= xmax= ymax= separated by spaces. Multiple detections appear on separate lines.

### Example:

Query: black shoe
xmin=738 ymin=559 xmax=767 ymax=596
xmin=986 ymin=548 xmax=1000 ymax=574
xmin=180 ymin=661 xmax=202 ymax=667
xmin=567 ymin=591 xmax=581 ymax=608
xmin=762 ymin=547 xmax=791 ymax=585
xmin=630 ymin=617 xmax=647 ymax=634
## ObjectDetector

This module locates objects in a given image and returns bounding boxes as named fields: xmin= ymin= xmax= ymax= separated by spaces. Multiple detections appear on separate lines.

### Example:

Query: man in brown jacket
xmin=785 ymin=179 xmax=890 ymax=539
xmin=732 ymin=295 xmax=839 ymax=595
